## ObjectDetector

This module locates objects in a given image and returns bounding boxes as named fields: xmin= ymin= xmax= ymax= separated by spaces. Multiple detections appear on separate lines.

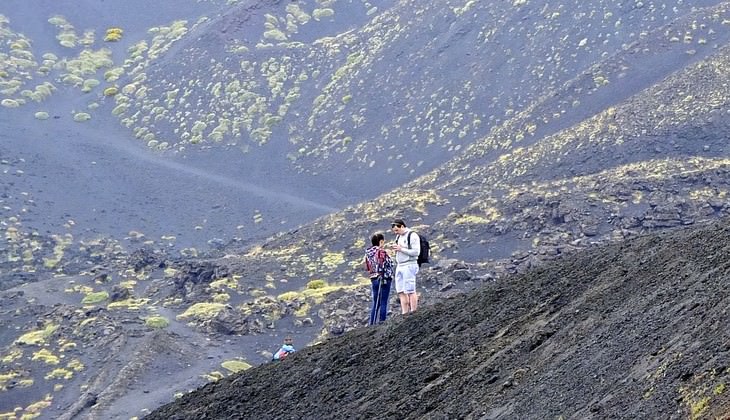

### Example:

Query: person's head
xmin=391 ymin=218 xmax=406 ymax=235
xmin=371 ymin=233 xmax=385 ymax=247
xmin=284 ymin=336 xmax=293 ymax=345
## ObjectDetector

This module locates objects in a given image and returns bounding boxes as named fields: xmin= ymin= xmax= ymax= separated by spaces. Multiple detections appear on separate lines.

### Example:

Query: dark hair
xmin=391 ymin=218 xmax=406 ymax=228
xmin=371 ymin=233 xmax=384 ymax=246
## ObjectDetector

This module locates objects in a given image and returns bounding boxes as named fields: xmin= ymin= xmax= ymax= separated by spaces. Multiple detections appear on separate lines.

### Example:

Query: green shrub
xmin=307 ymin=279 xmax=326 ymax=289
xmin=104 ymin=27 xmax=123 ymax=42
xmin=177 ymin=303 xmax=225 ymax=320
xmin=1 ymin=99 xmax=20 ymax=108
xmin=145 ymin=316 xmax=170 ymax=329
xmin=82 ymin=291 xmax=109 ymax=305
xmin=103 ymin=86 xmax=119 ymax=96
xmin=15 ymin=324 xmax=58 ymax=345
xmin=221 ymin=360 xmax=251 ymax=373
xmin=277 ymin=291 xmax=300 ymax=301
xmin=313 ymin=8 xmax=334 ymax=20
xmin=212 ymin=293 xmax=230 ymax=303
xmin=73 ymin=112 xmax=91 ymax=122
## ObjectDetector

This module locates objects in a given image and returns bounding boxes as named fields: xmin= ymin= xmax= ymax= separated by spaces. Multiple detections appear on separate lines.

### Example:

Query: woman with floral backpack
xmin=364 ymin=233 xmax=395 ymax=325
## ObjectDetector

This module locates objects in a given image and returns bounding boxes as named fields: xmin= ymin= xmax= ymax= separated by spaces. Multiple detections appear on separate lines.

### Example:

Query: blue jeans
xmin=370 ymin=276 xmax=391 ymax=325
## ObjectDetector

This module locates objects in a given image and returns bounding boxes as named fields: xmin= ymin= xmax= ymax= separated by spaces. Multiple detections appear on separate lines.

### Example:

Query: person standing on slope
xmin=364 ymin=233 xmax=394 ymax=325
xmin=391 ymin=218 xmax=420 ymax=314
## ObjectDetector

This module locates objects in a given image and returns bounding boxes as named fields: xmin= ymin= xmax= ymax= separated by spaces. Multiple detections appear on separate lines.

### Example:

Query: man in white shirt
xmin=390 ymin=218 xmax=420 ymax=314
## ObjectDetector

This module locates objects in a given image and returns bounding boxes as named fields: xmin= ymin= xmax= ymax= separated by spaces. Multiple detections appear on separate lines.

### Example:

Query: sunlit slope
xmin=1 ymin=0 xmax=727 ymax=265
xmin=209 ymin=7 xmax=730 ymax=302
xmin=2 ymin=1 xmax=730 ymax=288
xmin=3 ymin=3 xmax=730 ymax=418
xmin=100 ymin=0 xmax=725 ymax=181
xmin=425 ymin=41 xmax=730 ymax=261
xmin=0 ymin=1 xmax=236 ymax=286
xmin=1 ymin=0 xmax=726 ymax=184
xmin=0 ymin=0 xmax=219 ymax=112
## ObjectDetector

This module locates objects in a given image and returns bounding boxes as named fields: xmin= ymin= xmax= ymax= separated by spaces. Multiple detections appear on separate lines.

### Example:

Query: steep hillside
xmin=3 ymin=1 xmax=730 ymax=419
xmin=148 ymin=218 xmax=730 ymax=419
xmin=1 ymin=0 xmax=725 ymax=260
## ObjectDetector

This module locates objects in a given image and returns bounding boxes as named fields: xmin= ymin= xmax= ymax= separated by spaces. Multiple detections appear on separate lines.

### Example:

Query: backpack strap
xmin=396 ymin=233 xmax=411 ymax=248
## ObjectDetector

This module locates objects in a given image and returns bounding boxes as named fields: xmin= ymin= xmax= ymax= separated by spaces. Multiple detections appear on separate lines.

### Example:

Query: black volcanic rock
xmin=146 ymin=219 xmax=730 ymax=420
xmin=4 ymin=1 xmax=730 ymax=419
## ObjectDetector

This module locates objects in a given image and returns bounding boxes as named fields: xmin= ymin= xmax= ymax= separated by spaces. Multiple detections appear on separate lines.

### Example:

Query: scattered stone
xmin=439 ymin=283 xmax=454 ymax=292
xmin=450 ymin=269 xmax=472 ymax=283
xmin=110 ymin=285 xmax=131 ymax=302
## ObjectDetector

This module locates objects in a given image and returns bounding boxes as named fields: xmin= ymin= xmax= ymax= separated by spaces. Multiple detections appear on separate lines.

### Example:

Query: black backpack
xmin=404 ymin=231 xmax=430 ymax=267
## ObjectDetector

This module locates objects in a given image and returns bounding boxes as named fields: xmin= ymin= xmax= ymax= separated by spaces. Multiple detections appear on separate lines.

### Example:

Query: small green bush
xmin=104 ymin=27 xmax=123 ymax=42
xmin=73 ymin=112 xmax=91 ymax=122
xmin=714 ymin=383 xmax=726 ymax=395
xmin=221 ymin=360 xmax=251 ymax=373
xmin=177 ymin=302 xmax=225 ymax=320
xmin=278 ymin=291 xmax=300 ymax=301
xmin=1 ymin=99 xmax=20 ymax=108
xmin=307 ymin=279 xmax=326 ymax=289
xmin=82 ymin=291 xmax=109 ymax=305
xmin=145 ymin=316 xmax=170 ymax=329
xmin=212 ymin=293 xmax=230 ymax=303
xmin=15 ymin=324 xmax=58 ymax=345
xmin=103 ymin=86 xmax=118 ymax=96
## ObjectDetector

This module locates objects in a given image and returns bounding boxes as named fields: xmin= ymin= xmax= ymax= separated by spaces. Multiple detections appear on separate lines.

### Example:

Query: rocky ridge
xmin=147 ymin=218 xmax=730 ymax=419
xmin=3 ymin=1 xmax=730 ymax=419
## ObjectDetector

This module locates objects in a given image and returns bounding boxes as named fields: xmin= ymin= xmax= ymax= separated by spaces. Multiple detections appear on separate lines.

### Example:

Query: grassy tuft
xmin=82 ymin=79 xmax=100 ymax=93
xmin=104 ymin=27 xmax=124 ymax=42
xmin=278 ymin=291 xmax=299 ymax=301
xmin=81 ymin=291 xmax=109 ymax=305
xmin=0 ymin=372 xmax=19 ymax=391
xmin=177 ymin=303 xmax=226 ymax=321
xmin=212 ymin=293 xmax=230 ymax=303
xmin=690 ymin=396 xmax=709 ymax=419
xmin=714 ymin=383 xmax=726 ymax=395
xmin=145 ymin=316 xmax=170 ymax=329
xmin=2 ymin=348 xmax=23 ymax=363
xmin=313 ymin=8 xmax=334 ymax=20
xmin=67 ymin=359 xmax=84 ymax=371
xmin=103 ymin=86 xmax=119 ymax=96
xmin=107 ymin=298 xmax=149 ymax=310
xmin=45 ymin=368 xmax=73 ymax=380
xmin=221 ymin=360 xmax=252 ymax=373
xmin=31 ymin=349 xmax=59 ymax=365
xmin=210 ymin=277 xmax=238 ymax=290
xmin=104 ymin=67 xmax=125 ymax=82
xmin=24 ymin=395 xmax=53 ymax=415
xmin=263 ymin=29 xmax=287 ymax=41
xmin=15 ymin=324 xmax=58 ymax=346
xmin=307 ymin=279 xmax=326 ymax=289
xmin=73 ymin=112 xmax=91 ymax=122
xmin=202 ymin=371 xmax=225 ymax=382
xmin=1 ymin=99 xmax=20 ymax=108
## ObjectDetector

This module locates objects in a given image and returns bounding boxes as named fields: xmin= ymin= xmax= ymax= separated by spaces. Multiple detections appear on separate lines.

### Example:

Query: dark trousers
xmin=370 ymin=276 xmax=391 ymax=325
